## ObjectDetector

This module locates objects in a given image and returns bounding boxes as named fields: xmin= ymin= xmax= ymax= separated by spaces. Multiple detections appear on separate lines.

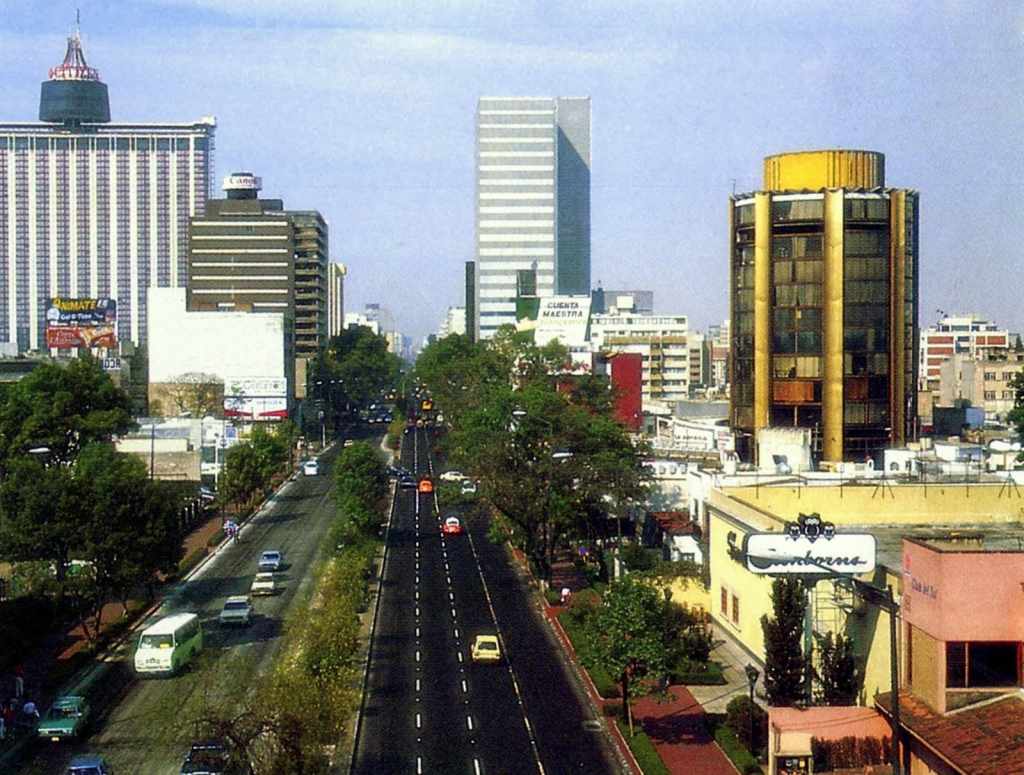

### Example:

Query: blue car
xmin=67 ymin=755 xmax=113 ymax=775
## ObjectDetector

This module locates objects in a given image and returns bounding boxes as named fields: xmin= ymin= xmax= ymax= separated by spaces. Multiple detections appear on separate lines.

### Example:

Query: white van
xmin=134 ymin=613 xmax=203 ymax=676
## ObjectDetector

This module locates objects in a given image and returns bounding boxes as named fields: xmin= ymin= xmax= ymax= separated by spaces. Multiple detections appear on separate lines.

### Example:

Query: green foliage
xmin=667 ymin=659 xmax=726 ymax=685
xmin=814 ymin=631 xmax=860 ymax=705
xmin=620 ymin=542 xmax=657 ymax=571
xmin=0 ymin=355 xmax=134 ymax=468
xmin=615 ymin=719 xmax=670 ymax=775
xmin=725 ymin=695 xmax=768 ymax=752
xmin=178 ymin=547 xmax=209 ymax=577
xmin=321 ymin=325 xmax=403 ymax=409
xmin=760 ymin=577 xmax=808 ymax=706
xmin=662 ymin=602 xmax=714 ymax=666
xmin=1009 ymin=372 xmax=1024 ymax=456
xmin=708 ymin=714 xmax=764 ymax=774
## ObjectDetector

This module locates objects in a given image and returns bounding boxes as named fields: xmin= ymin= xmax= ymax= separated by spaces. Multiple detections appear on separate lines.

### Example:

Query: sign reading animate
xmin=224 ymin=376 xmax=288 ymax=422
xmin=744 ymin=514 xmax=877 ymax=576
xmin=45 ymin=298 xmax=117 ymax=349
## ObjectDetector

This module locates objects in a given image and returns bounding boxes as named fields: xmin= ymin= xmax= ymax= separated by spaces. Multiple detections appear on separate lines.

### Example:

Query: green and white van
xmin=134 ymin=613 xmax=203 ymax=676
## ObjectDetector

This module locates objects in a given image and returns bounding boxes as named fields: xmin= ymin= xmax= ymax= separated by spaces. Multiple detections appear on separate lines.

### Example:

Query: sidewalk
xmin=633 ymin=685 xmax=738 ymax=775
xmin=690 ymin=621 xmax=765 ymax=714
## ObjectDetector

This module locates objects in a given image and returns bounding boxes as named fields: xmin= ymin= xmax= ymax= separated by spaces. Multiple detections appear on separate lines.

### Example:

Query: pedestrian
xmin=560 ymin=587 xmax=572 ymax=606
xmin=13 ymin=664 xmax=23 ymax=699
xmin=21 ymin=698 xmax=39 ymax=725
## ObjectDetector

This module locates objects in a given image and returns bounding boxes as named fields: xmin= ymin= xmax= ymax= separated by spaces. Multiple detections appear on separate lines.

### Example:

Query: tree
xmin=815 ymin=632 xmax=859 ymax=705
xmin=725 ymin=695 xmax=767 ymax=752
xmin=585 ymin=577 xmax=668 ymax=734
xmin=0 ymin=356 xmax=134 ymax=469
xmin=760 ymin=577 xmax=808 ymax=706
xmin=219 ymin=443 xmax=265 ymax=510
xmin=162 ymin=372 xmax=222 ymax=418
xmin=334 ymin=442 xmax=389 ymax=533
xmin=322 ymin=326 xmax=403 ymax=409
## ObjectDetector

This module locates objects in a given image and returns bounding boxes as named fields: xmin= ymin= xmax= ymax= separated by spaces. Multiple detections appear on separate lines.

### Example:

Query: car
xmin=258 ymin=551 xmax=283 ymax=572
xmin=38 ymin=695 xmax=90 ymax=742
xmin=250 ymin=572 xmax=277 ymax=596
xmin=180 ymin=739 xmax=231 ymax=774
xmin=418 ymin=478 xmax=434 ymax=494
xmin=460 ymin=480 xmax=478 ymax=495
xmin=442 ymin=516 xmax=463 ymax=536
xmin=219 ymin=596 xmax=253 ymax=627
xmin=470 ymin=634 xmax=501 ymax=663
xmin=398 ymin=476 xmax=418 ymax=490
xmin=439 ymin=470 xmax=468 ymax=483
xmin=343 ymin=439 xmax=355 ymax=447
xmin=302 ymin=460 xmax=319 ymax=476
xmin=67 ymin=755 xmax=113 ymax=775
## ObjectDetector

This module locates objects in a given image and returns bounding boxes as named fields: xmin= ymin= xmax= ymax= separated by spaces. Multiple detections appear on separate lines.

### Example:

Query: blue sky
xmin=2 ymin=1 xmax=1022 ymax=343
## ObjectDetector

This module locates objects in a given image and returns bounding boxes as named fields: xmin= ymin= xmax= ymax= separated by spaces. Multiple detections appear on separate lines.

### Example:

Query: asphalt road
xmin=352 ymin=427 xmax=619 ymax=775
xmin=16 ymin=436 xmax=356 ymax=775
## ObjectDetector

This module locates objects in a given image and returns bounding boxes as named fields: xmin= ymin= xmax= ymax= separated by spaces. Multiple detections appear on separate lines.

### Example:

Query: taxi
xmin=442 ymin=516 xmax=463 ymax=536
xmin=417 ymin=478 xmax=434 ymax=494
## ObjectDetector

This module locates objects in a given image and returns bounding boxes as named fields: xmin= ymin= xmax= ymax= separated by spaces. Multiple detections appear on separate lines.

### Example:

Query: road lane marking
xmin=457 ymin=652 xmax=463 ymax=663
xmin=474 ymin=759 xmax=482 ymax=775
xmin=416 ymin=606 xmax=421 ymax=617
xmin=416 ymin=712 xmax=422 ymax=729
xmin=462 ymin=679 xmax=468 ymax=693
xmin=446 ymin=575 xmax=452 ymax=585
xmin=417 ymin=757 xmax=423 ymax=774
xmin=416 ymin=678 xmax=421 ymax=692
xmin=416 ymin=626 xmax=420 ymax=638
xmin=454 ymin=628 xmax=460 ymax=639
xmin=451 ymin=607 xmax=457 ymax=618
xmin=466 ymin=715 xmax=474 ymax=731
xmin=416 ymin=650 xmax=421 ymax=662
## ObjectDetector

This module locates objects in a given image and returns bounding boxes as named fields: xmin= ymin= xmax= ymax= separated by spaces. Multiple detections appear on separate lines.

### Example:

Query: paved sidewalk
xmin=691 ymin=621 xmax=765 ymax=714
xmin=633 ymin=684 xmax=738 ymax=775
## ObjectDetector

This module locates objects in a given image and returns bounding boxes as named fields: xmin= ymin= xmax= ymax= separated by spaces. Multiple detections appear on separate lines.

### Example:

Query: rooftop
xmin=844 ymin=523 xmax=1024 ymax=571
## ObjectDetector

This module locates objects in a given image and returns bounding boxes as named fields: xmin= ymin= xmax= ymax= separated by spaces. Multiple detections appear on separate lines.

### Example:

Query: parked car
xmin=460 ymin=480 xmax=478 ymax=495
xmin=470 ymin=635 xmax=501 ymax=663
xmin=258 ymin=551 xmax=283 ymax=572
xmin=218 ymin=596 xmax=253 ymax=627
xmin=439 ymin=470 xmax=468 ymax=483
xmin=38 ymin=695 xmax=90 ymax=741
xmin=67 ymin=755 xmax=113 ymax=775
xmin=250 ymin=572 xmax=277 ymax=596
xmin=303 ymin=460 xmax=319 ymax=476
xmin=442 ymin=516 xmax=464 ymax=536
xmin=180 ymin=738 xmax=233 ymax=774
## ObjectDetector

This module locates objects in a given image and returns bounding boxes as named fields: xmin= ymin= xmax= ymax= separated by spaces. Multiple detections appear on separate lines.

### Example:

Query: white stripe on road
xmin=466 ymin=715 xmax=474 ymax=731
xmin=416 ymin=712 xmax=422 ymax=729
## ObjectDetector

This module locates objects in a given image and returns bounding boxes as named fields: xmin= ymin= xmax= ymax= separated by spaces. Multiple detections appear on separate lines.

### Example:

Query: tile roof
xmin=876 ymin=691 xmax=1024 ymax=775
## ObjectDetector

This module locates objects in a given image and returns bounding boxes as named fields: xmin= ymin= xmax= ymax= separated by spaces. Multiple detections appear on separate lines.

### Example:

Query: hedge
xmin=708 ymin=715 xmax=763 ymax=774
xmin=616 ymin=719 xmax=670 ymax=775
xmin=670 ymin=659 xmax=726 ymax=685
xmin=557 ymin=609 xmax=621 ymax=698
xmin=177 ymin=547 xmax=208 ymax=577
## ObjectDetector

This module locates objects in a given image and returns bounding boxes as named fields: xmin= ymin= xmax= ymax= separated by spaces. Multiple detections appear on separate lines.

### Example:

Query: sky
xmin=1 ymin=1 xmax=1022 ymax=345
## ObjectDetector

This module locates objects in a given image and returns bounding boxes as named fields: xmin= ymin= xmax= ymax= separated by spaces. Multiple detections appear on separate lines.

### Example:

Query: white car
xmin=219 ymin=596 xmax=253 ymax=626
xmin=439 ymin=470 xmax=468 ymax=483
xmin=460 ymin=480 xmax=478 ymax=495
xmin=303 ymin=460 xmax=319 ymax=476
xmin=250 ymin=572 xmax=277 ymax=596
xmin=258 ymin=551 xmax=283 ymax=573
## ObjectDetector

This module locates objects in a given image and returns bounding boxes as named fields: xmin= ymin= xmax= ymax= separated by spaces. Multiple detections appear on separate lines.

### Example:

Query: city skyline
xmin=1 ymin=1 xmax=1021 ymax=342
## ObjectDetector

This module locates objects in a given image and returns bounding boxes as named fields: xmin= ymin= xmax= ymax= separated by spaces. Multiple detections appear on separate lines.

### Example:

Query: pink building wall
xmin=902 ymin=539 xmax=1024 ymax=642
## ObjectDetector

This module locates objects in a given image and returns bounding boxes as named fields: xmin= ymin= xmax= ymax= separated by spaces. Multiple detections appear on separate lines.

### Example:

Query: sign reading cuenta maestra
xmin=744 ymin=513 xmax=877 ymax=576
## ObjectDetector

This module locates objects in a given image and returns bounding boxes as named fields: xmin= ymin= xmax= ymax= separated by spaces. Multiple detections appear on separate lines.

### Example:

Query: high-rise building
xmin=728 ymin=150 xmax=919 ymax=463
xmin=186 ymin=173 xmax=328 ymax=394
xmin=591 ymin=288 xmax=654 ymax=315
xmin=590 ymin=312 xmax=692 ymax=404
xmin=327 ymin=262 xmax=347 ymax=339
xmin=465 ymin=260 xmax=476 ymax=342
xmin=438 ymin=306 xmax=466 ymax=338
xmin=919 ymin=313 xmax=1009 ymax=393
xmin=474 ymin=96 xmax=590 ymax=339
xmin=0 ymin=29 xmax=215 ymax=350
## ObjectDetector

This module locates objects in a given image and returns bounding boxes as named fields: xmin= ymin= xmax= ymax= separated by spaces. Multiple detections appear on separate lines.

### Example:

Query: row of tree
xmin=218 ymin=422 xmax=299 ymax=512
xmin=0 ymin=358 xmax=189 ymax=645
xmin=415 ymin=328 xmax=650 ymax=580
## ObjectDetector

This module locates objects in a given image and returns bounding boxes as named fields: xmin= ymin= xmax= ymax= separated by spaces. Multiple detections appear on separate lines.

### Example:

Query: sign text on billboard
xmin=46 ymin=298 xmax=117 ymax=349
xmin=744 ymin=513 xmax=876 ymax=576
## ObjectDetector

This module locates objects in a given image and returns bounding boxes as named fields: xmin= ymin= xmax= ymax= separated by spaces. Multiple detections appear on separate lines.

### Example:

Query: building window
xmin=731 ymin=594 xmax=740 ymax=625
xmin=946 ymin=641 xmax=1019 ymax=688
xmin=720 ymin=587 xmax=728 ymax=615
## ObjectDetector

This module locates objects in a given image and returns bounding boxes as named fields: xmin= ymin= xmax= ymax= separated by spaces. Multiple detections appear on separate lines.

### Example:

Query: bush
xmin=177 ymin=547 xmax=208 ymax=577
xmin=616 ymin=719 xmax=670 ymax=775
xmin=725 ymin=695 xmax=768 ymax=753
xmin=206 ymin=528 xmax=226 ymax=547
xmin=588 ymin=664 xmax=621 ymax=699
xmin=709 ymin=714 xmax=764 ymax=774
xmin=668 ymin=658 xmax=726 ymax=685
xmin=544 ymin=587 xmax=562 ymax=606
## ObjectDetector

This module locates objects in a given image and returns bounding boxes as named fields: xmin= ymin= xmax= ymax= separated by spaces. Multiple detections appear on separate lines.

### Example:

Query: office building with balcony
xmin=729 ymin=150 xmax=919 ymax=463
xmin=919 ymin=313 xmax=1009 ymax=393
xmin=590 ymin=312 xmax=692 ymax=404
xmin=0 ymin=27 xmax=215 ymax=351
xmin=474 ymin=96 xmax=590 ymax=339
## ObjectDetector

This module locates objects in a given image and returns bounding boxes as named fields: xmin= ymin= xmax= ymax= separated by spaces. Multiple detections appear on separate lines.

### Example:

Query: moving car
xmin=303 ymin=460 xmax=319 ymax=476
xmin=38 ymin=695 xmax=89 ymax=741
xmin=258 ymin=551 xmax=283 ymax=572
xmin=343 ymin=439 xmax=355 ymax=447
xmin=67 ymin=755 xmax=113 ymax=775
xmin=250 ymin=572 xmax=277 ymax=596
xmin=398 ymin=476 xmax=418 ymax=490
xmin=460 ymin=480 xmax=478 ymax=495
xmin=180 ymin=739 xmax=231 ymax=774
xmin=418 ymin=478 xmax=434 ymax=494
xmin=134 ymin=613 xmax=203 ymax=675
xmin=470 ymin=634 xmax=501 ymax=663
xmin=219 ymin=596 xmax=253 ymax=627
xmin=439 ymin=470 xmax=468 ymax=483
xmin=442 ymin=516 xmax=463 ymax=536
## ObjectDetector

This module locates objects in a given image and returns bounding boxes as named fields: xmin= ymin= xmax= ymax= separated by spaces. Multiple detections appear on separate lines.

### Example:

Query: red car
xmin=442 ymin=516 xmax=463 ymax=536
xmin=418 ymin=478 xmax=434 ymax=494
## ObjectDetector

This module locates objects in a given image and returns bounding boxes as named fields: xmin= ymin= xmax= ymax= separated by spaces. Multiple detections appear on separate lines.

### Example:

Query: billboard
xmin=744 ymin=514 xmax=876 ymax=576
xmin=46 ymin=298 xmax=117 ymax=349
xmin=534 ymin=296 xmax=592 ymax=348
xmin=223 ymin=376 xmax=288 ymax=422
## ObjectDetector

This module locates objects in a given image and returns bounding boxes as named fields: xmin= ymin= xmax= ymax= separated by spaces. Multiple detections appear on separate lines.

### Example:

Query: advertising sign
xmin=534 ymin=296 xmax=592 ymax=348
xmin=744 ymin=513 xmax=876 ymax=576
xmin=223 ymin=375 xmax=288 ymax=422
xmin=45 ymin=298 xmax=117 ymax=349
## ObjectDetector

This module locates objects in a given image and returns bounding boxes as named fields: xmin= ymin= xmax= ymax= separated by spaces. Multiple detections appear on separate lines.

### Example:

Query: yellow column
xmin=890 ymin=191 xmax=907 ymax=446
xmin=823 ymin=190 xmax=845 ymax=462
xmin=753 ymin=193 xmax=772 ymax=443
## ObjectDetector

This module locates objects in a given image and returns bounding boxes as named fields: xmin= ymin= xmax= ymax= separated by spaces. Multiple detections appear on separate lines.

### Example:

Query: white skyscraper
xmin=474 ymin=96 xmax=591 ymax=340
xmin=0 ymin=29 xmax=215 ymax=351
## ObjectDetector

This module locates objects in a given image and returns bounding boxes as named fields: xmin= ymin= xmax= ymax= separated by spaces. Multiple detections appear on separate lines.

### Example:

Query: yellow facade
xmin=753 ymin=192 xmax=772 ymax=437
xmin=763 ymin=149 xmax=885 ymax=190
xmin=822 ymin=190 xmax=846 ymax=461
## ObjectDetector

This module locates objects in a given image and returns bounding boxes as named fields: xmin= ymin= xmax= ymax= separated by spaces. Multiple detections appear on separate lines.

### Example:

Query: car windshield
xmin=48 ymin=707 xmax=80 ymax=719
xmin=255 ymin=574 xmax=273 ymax=581
xmin=261 ymin=553 xmax=280 ymax=561
xmin=140 ymin=633 xmax=173 ymax=649
xmin=446 ymin=518 xmax=460 ymax=526
xmin=479 ymin=641 xmax=497 ymax=650
xmin=224 ymin=601 xmax=249 ymax=610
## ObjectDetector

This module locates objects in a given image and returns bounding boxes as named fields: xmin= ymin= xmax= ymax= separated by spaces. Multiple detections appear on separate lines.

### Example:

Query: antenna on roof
xmin=76 ymin=8 xmax=81 ymax=38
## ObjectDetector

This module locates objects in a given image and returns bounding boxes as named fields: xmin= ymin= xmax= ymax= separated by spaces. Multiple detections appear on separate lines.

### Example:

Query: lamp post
xmin=744 ymin=663 xmax=760 ymax=754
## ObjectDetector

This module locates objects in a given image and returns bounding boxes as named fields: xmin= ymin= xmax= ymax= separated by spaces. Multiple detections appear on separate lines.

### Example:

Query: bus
xmin=134 ymin=613 xmax=203 ymax=676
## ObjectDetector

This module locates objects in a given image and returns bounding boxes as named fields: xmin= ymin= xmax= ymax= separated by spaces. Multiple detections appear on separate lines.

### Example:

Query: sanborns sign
xmin=744 ymin=514 xmax=876 ymax=575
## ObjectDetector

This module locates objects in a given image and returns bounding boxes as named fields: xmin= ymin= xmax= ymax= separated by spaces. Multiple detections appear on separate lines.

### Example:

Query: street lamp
xmin=744 ymin=663 xmax=760 ymax=753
